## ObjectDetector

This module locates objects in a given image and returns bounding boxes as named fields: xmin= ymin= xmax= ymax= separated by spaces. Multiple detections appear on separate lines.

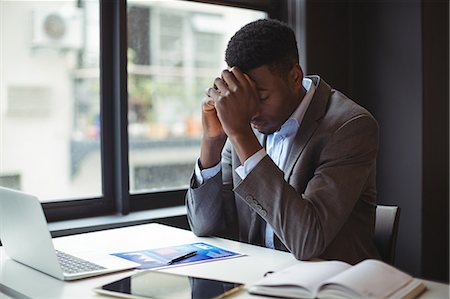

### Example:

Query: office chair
xmin=374 ymin=205 xmax=401 ymax=265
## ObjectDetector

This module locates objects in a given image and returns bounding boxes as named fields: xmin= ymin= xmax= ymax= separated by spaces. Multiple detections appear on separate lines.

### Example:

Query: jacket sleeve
xmin=233 ymin=114 xmax=379 ymax=260
xmin=185 ymin=140 xmax=239 ymax=240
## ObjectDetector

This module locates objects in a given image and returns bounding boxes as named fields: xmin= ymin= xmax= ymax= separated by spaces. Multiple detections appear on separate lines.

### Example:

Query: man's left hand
xmin=206 ymin=67 xmax=259 ymax=138
xmin=206 ymin=67 xmax=263 ymax=164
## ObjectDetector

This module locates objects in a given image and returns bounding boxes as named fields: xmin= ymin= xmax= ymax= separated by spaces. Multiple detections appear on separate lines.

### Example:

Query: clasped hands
xmin=202 ymin=67 xmax=260 ymax=140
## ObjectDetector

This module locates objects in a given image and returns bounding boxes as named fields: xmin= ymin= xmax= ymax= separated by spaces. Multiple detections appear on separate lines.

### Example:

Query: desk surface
xmin=0 ymin=223 xmax=448 ymax=299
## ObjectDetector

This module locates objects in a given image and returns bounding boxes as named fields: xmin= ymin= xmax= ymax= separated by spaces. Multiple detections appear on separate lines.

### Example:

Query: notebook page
xmin=319 ymin=259 xmax=412 ymax=299
xmin=254 ymin=260 xmax=350 ymax=293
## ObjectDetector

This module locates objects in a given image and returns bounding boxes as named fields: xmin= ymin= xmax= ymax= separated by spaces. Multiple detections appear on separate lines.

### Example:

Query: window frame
xmin=43 ymin=0 xmax=282 ymax=222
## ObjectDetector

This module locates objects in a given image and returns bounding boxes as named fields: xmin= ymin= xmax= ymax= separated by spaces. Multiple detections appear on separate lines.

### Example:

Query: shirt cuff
xmin=194 ymin=159 xmax=221 ymax=185
xmin=235 ymin=148 xmax=267 ymax=180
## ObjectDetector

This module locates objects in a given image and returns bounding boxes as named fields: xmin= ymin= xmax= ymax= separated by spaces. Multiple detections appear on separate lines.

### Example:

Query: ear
xmin=289 ymin=64 xmax=303 ymax=88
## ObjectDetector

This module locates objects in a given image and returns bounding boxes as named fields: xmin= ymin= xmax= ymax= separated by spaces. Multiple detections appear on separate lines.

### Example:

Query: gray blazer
xmin=186 ymin=76 xmax=381 ymax=264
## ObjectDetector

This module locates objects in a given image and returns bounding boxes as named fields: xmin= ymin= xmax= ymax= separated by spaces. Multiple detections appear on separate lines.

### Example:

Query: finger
xmin=244 ymin=73 xmax=259 ymax=97
xmin=213 ymin=77 xmax=229 ymax=94
xmin=230 ymin=67 xmax=250 ymax=88
xmin=206 ymin=87 xmax=220 ymax=100
xmin=202 ymin=96 xmax=215 ymax=106
xmin=221 ymin=69 xmax=240 ymax=92
xmin=202 ymin=96 xmax=216 ymax=112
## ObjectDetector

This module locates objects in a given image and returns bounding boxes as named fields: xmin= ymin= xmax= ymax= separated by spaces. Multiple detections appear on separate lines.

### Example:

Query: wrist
xmin=228 ymin=128 xmax=262 ymax=164
xmin=227 ymin=126 xmax=255 ymax=144
xmin=202 ymin=133 xmax=227 ymax=143
xmin=199 ymin=134 xmax=227 ymax=169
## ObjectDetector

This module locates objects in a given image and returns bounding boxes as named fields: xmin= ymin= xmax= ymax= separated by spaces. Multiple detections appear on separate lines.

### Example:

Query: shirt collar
xmin=274 ymin=118 xmax=298 ymax=138
xmin=291 ymin=77 xmax=315 ymax=125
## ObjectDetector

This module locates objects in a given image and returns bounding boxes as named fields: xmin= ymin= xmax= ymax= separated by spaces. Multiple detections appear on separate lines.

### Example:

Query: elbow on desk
xmin=283 ymin=224 xmax=327 ymax=262
xmin=189 ymin=225 xmax=212 ymax=237
xmin=186 ymin=204 xmax=229 ymax=238
xmin=187 ymin=217 xmax=235 ymax=240
xmin=290 ymin=242 xmax=325 ymax=262
xmin=291 ymin=247 xmax=324 ymax=262
xmin=186 ymin=214 xmax=219 ymax=237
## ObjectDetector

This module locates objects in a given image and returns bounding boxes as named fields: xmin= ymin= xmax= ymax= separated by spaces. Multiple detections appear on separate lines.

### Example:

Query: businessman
xmin=186 ymin=19 xmax=380 ymax=264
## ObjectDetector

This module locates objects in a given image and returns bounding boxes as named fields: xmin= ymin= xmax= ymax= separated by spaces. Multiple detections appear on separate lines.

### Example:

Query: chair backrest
xmin=374 ymin=205 xmax=401 ymax=265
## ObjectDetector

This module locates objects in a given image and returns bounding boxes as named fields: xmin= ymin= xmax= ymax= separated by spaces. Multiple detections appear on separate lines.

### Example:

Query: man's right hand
xmin=201 ymin=96 xmax=225 ymax=139
xmin=199 ymin=96 xmax=227 ymax=169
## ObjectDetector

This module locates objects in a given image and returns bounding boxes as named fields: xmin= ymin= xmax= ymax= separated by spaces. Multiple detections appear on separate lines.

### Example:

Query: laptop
xmin=0 ymin=187 xmax=139 ymax=280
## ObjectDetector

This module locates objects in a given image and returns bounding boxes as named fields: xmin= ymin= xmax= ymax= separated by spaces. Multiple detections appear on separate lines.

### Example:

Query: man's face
xmin=246 ymin=64 xmax=302 ymax=135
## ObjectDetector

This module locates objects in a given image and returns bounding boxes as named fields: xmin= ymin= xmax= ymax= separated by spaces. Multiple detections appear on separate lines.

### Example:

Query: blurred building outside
xmin=0 ymin=0 xmax=265 ymax=201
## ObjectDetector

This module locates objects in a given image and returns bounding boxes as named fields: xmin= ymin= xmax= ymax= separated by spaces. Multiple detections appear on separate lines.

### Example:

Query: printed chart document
xmin=248 ymin=259 xmax=426 ymax=299
xmin=112 ymin=242 xmax=244 ymax=270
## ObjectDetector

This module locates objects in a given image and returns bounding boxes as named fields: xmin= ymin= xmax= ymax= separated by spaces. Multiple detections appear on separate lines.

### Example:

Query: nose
xmin=252 ymin=110 xmax=261 ymax=121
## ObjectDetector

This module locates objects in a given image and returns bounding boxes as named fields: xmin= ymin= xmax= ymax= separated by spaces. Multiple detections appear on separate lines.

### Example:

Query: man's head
xmin=225 ymin=19 xmax=305 ymax=134
xmin=225 ymin=19 xmax=299 ymax=78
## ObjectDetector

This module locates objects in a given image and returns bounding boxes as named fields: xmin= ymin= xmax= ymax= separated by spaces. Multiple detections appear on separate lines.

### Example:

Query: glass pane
xmin=0 ymin=0 xmax=101 ymax=201
xmin=127 ymin=0 xmax=267 ymax=193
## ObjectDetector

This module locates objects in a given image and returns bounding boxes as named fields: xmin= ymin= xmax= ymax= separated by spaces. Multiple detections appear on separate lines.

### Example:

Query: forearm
xmin=199 ymin=135 xmax=227 ymax=169
xmin=186 ymin=171 xmax=228 ymax=236
xmin=234 ymin=156 xmax=325 ymax=260
xmin=228 ymin=127 xmax=263 ymax=165
xmin=187 ymin=143 xmax=239 ymax=239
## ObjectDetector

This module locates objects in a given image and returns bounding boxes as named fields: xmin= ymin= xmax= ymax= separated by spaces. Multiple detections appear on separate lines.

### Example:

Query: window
xmin=0 ymin=0 xmax=101 ymax=201
xmin=126 ymin=1 xmax=266 ymax=193
xmin=0 ymin=0 xmax=275 ymax=221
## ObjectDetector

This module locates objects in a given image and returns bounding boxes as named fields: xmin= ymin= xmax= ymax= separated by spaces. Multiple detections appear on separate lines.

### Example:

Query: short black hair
xmin=225 ymin=19 xmax=299 ymax=76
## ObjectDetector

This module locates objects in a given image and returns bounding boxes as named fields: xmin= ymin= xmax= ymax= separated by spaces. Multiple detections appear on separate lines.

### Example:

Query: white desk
xmin=0 ymin=223 xmax=448 ymax=298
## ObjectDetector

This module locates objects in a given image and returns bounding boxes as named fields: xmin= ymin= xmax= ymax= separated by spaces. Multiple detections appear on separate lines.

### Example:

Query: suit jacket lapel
xmin=283 ymin=76 xmax=331 ymax=180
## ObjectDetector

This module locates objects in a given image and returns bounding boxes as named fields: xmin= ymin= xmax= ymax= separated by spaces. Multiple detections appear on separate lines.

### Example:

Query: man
xmin=186 ymin=19 xmax=380 ymax=264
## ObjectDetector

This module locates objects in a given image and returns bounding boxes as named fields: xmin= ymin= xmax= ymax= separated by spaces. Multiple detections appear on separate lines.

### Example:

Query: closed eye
xmin=259 ymin=94 xmax=270 ymax=102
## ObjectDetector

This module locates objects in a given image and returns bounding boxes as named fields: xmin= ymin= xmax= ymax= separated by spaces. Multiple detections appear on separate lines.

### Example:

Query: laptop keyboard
xmin=56 ymin=250 xmax=106 ymax=274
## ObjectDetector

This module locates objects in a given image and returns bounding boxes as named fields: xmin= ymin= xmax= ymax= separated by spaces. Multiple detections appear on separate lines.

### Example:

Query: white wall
xmin=1 ymin=1 xmax=79 ymax=200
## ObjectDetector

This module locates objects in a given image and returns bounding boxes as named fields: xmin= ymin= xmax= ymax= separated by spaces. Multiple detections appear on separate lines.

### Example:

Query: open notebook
xmin=248 ymin=259 xmax=426 ymax=299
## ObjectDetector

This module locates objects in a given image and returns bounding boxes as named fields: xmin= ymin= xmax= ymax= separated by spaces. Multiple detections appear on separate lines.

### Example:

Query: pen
xmin=167 ymin=251 xmax=197 ymax=264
